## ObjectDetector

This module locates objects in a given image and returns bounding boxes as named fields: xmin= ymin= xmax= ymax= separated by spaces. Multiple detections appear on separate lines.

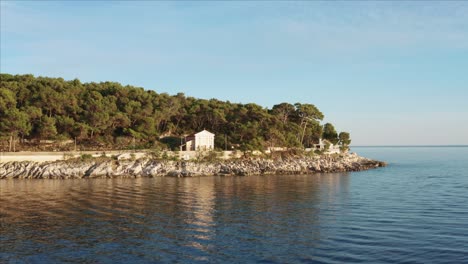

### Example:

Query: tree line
xmin=0 ymin=74 xmax=351 ymax=152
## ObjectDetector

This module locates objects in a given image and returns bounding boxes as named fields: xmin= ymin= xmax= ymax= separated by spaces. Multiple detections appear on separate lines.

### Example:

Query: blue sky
xmin=1 ymin=1 xmax=467 ymax=145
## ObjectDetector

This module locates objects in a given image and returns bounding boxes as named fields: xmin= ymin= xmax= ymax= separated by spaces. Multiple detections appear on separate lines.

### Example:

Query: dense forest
xmin=0 ymin=74 xmax=351 ymax=152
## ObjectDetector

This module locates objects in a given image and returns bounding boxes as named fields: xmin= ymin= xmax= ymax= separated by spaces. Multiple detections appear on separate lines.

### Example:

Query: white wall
xmin=194 ymin=132 xmax=214 ymax=150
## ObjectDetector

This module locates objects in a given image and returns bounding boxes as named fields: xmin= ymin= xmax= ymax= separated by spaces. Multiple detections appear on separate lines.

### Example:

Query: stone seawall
xmin=0 ymin=153 xmax=386 ymax=179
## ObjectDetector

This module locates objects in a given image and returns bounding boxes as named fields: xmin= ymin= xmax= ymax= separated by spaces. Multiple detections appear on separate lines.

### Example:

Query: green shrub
xmin=147 ymin=150 xmax=161 ymax=159
xmin=80 ymin=154 xmax=93 ymax=160
xmin=203 ymin=151 xmax=220 ymax=162
xmin=63 ymin=153 xmax=74 ymax=160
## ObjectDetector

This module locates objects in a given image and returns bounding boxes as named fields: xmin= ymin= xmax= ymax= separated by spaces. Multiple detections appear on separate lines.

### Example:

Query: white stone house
xmin=313 ymin=138 xmax=340 ymax=153
xmin=183 ymin=129 xmax=215 ymax=151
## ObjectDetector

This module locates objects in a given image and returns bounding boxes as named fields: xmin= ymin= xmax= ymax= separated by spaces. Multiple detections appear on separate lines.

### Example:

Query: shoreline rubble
xmin=0 ymin=153 xmax=386 ymax=179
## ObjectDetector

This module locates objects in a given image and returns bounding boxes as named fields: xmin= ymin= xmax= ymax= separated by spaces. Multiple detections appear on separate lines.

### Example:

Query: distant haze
xmin=1 ymin=1 xmax=467 ymax=145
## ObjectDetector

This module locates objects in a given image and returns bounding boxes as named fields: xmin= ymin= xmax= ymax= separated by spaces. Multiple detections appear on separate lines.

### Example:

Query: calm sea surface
xmin=1 ymin=147 xmax=467 ymax=263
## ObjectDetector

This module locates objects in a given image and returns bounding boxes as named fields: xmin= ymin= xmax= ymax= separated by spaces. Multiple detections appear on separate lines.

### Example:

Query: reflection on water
xmin=2 ymin=150 xmax=468 ymax=264
xmin=0 ymin=174 xmax=350 ymax=263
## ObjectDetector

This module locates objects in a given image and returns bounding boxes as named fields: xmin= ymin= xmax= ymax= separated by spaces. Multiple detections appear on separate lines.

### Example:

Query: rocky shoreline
xmin=0 ymin=153 xmax=386 ymax=179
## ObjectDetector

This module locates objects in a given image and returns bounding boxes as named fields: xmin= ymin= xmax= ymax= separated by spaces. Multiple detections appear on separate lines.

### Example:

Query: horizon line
xmin=351 ymin=145 xmax=468 ymax=148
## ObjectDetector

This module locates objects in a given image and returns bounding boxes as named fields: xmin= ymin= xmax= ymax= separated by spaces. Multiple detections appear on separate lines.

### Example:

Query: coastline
xmin=0 ymin=153 xmax=386 ymax=179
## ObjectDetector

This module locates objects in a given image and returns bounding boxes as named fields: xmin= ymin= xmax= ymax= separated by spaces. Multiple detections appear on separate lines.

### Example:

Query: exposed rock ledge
xmin=0 ymin=153 xmax=386 ymax=179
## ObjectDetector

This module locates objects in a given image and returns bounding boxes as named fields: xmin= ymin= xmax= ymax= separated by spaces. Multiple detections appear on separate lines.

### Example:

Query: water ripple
xmin=2 ymin=147 xmax=468 ymax=263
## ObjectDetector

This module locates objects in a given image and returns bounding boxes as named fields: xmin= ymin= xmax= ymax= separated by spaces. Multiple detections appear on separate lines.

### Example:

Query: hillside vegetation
xmin=0 ymin=74 xmax=350 ymax=152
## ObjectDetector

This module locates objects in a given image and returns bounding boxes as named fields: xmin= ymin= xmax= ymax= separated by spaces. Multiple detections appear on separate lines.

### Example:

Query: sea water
xmin=1 ymin=147 xmax=467 ymax=263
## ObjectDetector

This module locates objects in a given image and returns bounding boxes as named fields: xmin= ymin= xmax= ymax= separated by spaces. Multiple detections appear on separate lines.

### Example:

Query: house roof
xmin=186 ymin=129 xmax=215 ymax=138
xmin=197 ymin=129 xmax=214 ymax=135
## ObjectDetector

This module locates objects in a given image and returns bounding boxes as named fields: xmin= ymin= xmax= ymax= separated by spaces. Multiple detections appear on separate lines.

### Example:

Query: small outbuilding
xmin=182 ymin=129 xmax=215 ymax=151
xmin=313 ymin=138 xmax=340 ymax=153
